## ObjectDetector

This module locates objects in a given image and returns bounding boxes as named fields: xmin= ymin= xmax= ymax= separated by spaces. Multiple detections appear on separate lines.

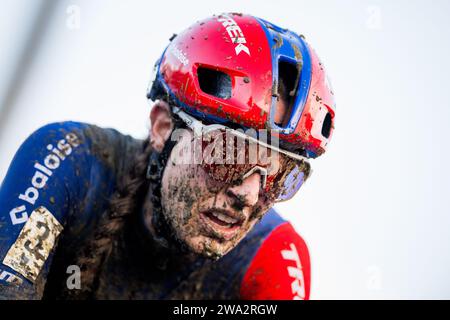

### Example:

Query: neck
xmin=133 ymin=180 xmax=196 ymax=264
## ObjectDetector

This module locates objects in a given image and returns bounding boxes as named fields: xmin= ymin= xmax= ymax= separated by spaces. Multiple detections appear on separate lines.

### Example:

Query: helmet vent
xmin=275 ymin=60 xmax=300 ymax=126
xmin=197 ymin=67 xmax=232 ymax=99
xmin=321 ymin=112 xmax=332 ymax=139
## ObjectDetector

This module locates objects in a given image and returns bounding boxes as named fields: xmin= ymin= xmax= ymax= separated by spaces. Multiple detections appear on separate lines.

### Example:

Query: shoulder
xmin=215 ymin=209 xmax=311 ymax=300
xmin=6 ymin=120 xmax=142 ymax=226
xmin=11 ymin=121 xmax=88 ymax=164
xmin=239 ymin=209 xmax=311 ymax=300
xmin=0 ymin=121 xmax=141 ymax=292
xmin=25 ymin=120 xmax=138 ymax=154
xmin=20 ymin=121 xmax=142 ymax=175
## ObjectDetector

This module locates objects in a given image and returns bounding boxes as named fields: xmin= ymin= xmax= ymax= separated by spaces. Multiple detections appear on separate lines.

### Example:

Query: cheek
xmin=163 ymin=159 xmax=223 ymax=202
xmin=161 ymin=160 xmax=216 ymax=227
xmin=161 ymin=164 xmax=195 ymax=219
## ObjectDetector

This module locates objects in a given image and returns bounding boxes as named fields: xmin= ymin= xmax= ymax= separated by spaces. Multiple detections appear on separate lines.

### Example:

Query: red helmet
xmin=148 ymin=13 xmax=335 ymax=158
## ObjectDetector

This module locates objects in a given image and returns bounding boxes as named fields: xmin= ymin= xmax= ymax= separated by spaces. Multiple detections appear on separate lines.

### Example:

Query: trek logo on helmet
xmin=217 ymin=14 xmax=250 ymax=56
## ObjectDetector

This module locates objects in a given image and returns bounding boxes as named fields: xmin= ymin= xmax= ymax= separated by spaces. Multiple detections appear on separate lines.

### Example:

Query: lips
xmin=199 ymin=208 xmax=245 ymax=240
xmin=207 ymin=211 xmax=240 ymax=225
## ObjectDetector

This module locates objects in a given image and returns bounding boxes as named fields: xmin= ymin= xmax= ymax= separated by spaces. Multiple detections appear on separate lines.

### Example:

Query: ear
xmin=149 ymin=100 xmax=174 ymax=152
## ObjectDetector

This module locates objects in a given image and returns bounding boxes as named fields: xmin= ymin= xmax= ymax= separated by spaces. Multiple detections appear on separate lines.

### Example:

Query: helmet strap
xmin=144 ymin=138 xmax=190 ymax=253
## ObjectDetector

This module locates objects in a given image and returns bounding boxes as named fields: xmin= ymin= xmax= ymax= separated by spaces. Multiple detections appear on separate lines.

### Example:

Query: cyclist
xmin=0 ymin=13 xmax=335 ymax=299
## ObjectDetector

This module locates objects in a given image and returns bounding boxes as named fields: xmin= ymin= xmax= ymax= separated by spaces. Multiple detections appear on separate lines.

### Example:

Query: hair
xmin=69 ymin=138 xmax=153 ymax=299
xmin=70 ymin=107 xmax=185 ymax=298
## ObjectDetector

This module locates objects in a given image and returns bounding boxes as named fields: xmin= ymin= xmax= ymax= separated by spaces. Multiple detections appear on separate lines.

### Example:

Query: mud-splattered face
xmin=160 ymin=129 xmax=278 ymax=259
xmin=148 ymin=99 xmax=292 ymax=259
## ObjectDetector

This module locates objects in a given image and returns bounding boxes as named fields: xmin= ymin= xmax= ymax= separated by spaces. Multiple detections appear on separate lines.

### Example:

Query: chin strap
xmin=145 ymin=138 xmax=190 ymax=253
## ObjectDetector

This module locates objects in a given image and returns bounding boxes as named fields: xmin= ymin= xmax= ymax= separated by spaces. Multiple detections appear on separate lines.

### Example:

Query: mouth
xmin=199 ymin=208 xmax=244 ymax=241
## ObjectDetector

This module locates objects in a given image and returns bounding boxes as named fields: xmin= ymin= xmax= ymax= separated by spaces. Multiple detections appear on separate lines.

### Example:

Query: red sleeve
xmin=239 ymin=221 xmax=311 ymax=300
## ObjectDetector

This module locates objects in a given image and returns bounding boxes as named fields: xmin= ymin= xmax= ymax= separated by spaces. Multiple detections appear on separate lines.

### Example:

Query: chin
xmin=181 ymin=233 xmax=237 ymax=260
xmin=181 ymin=220 xmax=258 ymax=260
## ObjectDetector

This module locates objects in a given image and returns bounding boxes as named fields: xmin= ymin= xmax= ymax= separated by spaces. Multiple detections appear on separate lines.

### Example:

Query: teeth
xmin=211 ymin=211 xmax=238 ymax=224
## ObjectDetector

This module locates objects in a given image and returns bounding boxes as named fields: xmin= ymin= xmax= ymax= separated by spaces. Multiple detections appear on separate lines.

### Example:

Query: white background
xmin=1 ymin=0 xmax=449 ymax=299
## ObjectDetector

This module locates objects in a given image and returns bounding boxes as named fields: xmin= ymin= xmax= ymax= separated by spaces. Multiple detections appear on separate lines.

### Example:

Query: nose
xmin=226 ymin=172 xmax=261 ymax=208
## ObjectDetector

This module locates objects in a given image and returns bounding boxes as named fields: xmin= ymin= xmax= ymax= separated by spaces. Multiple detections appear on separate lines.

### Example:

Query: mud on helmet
xmin=148 ymin=13 xmax=336 ymax=159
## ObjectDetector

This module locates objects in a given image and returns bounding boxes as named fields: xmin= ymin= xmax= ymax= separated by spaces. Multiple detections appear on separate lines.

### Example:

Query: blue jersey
xmin=0 ymin=122 xmax=310 ymax=299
